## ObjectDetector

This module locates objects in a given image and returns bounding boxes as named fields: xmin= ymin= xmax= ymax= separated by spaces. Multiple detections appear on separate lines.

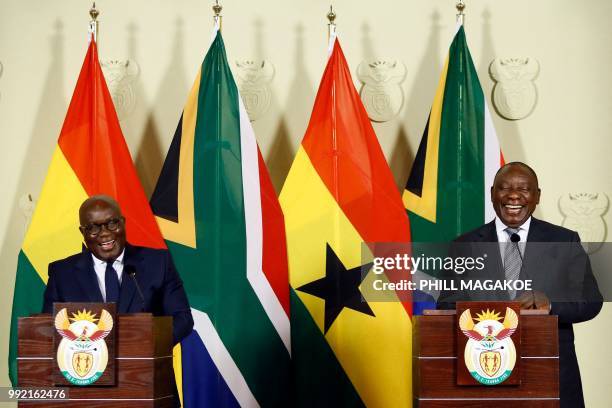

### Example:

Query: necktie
xmin=105 ymin=262 xmax=121 ymax=303
xmin=504 ymin=228 xmax=522 ymax=299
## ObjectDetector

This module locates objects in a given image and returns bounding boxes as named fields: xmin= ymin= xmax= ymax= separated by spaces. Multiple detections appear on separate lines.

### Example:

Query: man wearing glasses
xmin=42 ymin=195 xmax=193 ymax=344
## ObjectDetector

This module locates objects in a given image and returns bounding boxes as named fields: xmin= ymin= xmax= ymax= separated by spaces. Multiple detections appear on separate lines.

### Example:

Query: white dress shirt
xmin=91 ymin=249 xmax=125 ymax=301
xmin=495 ymin=216 xmax=531 ymax=263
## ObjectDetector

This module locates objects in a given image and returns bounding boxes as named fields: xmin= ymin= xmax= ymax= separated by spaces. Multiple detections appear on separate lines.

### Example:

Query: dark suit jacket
xmin=440 ymin=218 xmax=602 ymax=408
xmin=42 ymin=244 xmax=194 ymax=345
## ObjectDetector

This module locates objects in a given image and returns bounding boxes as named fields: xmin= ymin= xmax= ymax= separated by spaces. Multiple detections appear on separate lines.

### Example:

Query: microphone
xmin=510 ymin=232 xmax=523 ymax=262
xmin=125 ymin=265 xmax=146 ymax=312
xmin=509 ymin=233 xmax=525 ymax=274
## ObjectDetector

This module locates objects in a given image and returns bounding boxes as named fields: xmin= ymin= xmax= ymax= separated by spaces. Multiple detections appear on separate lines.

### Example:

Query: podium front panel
xmin=414 ymin=311 xmax=559 ymax=407
xmin=17 ymin=313 xmax=174 ymax=407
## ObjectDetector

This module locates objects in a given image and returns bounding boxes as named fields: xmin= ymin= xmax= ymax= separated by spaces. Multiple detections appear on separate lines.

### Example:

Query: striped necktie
xmin=504 ymin=228 xmax=522 ymax=299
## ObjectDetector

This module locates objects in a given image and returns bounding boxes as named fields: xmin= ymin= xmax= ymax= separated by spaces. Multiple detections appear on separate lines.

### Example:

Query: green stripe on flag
xmin=290 ymin=290 xmax=364 ymax=407
xmin=438 ymin=26 xmax=485 ymax=235
xmin=9 ymin=251 xmax=46 ymax=385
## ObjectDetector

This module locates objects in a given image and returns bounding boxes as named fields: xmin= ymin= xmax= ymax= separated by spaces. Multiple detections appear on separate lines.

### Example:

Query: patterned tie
xmin=105 ymin=261 xmax=121 ymax=303
xmin=504 ymin=228 xmax=522 ymax=299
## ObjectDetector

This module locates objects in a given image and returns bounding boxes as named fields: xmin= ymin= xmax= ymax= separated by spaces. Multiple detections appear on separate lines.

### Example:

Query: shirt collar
xmin=495 ymin=216 xmax=532 ymax=234
xmin=91 ymin=248 xmax=125 ymax=266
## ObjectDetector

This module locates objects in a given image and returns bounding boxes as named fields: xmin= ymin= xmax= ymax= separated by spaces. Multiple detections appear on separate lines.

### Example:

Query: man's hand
xmin=533 ymin=291 xmax=551 ymax=311
xmin=516 ymin=291 xmax=550 ymax=311
xmin=516 ymin=291 xmax=536 ymax=309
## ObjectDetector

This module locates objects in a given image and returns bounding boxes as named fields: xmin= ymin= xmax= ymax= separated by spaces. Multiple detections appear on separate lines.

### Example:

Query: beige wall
xmin=1 ymin=0 xmax=610 ymax=406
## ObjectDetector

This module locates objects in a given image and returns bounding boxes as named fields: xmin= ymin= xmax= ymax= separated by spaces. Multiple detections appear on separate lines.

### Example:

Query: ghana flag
xmin=150 ymin=28 xmax=291 ymax=407
xmin=279 ymin=34 xmax=413 ymax=407
xmin=403 ymin=24 xmax=503 ymax=242
xmin=8 ymin=37 xmax=165 ymax=385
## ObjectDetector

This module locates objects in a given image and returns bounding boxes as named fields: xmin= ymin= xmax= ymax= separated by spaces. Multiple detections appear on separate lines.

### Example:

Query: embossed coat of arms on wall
xmin=490 ymin=57 xmax=539 ymax=120
xmin=357 ymin=60 xmax=406 ymax=122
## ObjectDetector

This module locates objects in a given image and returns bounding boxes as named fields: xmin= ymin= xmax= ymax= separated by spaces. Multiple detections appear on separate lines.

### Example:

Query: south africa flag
xmin=403 ymin=24 xmax=504 ymax=242
xmin=150 ymin=28 xmax=291 ymax=407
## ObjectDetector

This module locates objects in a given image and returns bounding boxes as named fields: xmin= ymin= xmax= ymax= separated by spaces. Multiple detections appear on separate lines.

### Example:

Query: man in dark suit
xmin=440 ymin=162 xmax=602 ymax=408
xmin=42 ymin=195 xmax=193 ymax=344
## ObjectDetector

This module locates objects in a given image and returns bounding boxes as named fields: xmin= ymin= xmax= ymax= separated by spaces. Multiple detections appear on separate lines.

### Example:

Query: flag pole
xmin=327 ymin=5 xmax=336 ymax=41
xmin=325 ymin=5 xmax=340 ymax=239
xmin=456 ymin=0 xmax=466 ymax=25
xmin=89 ymin=2 xmax=99 ymax=43
xmin=213 ymin=0 xmax=223 ymax=31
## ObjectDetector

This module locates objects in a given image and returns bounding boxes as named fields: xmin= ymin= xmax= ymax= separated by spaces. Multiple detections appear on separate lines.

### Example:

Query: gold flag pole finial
xmin=327 ymin=5 xmax=337 ymax=40
xmin=456 ymin=0 xmax=466 ymax=25
xmin=213 ymin=1 xmax=223 ymax=31
xmin=89 ymin=2 xmax=99 ymax=42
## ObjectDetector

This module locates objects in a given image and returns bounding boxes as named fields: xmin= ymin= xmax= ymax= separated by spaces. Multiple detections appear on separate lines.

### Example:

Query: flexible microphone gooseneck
xmin=125 ymin=265 xmax=146 ymax=312
xmin=510 ymin=233 xmax=523 ymax=260
xmin=509 ymin=233 xmax=535 ymax=306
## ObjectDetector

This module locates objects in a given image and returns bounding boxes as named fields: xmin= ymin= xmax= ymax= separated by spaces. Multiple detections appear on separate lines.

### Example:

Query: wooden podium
xmin=414 ymin=309 xmax=559 ymax=407
xmin=17 ymin=313 xmax=175 ymax=407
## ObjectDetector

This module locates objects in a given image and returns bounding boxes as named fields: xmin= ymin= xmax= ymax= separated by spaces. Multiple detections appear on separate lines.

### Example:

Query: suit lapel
xmin=479 ymin=221 xmax=505 ymax=281
xmin=75 ymin=252 xmax=104 ymax=302
xmin=478 ymin=221 xmax=499 ymax=242
xmin=464 ymin=221 xmax=505 ymax=300
xmin=522 ymin=217 xmax=547 ymax=284
xmin=118 ymin=244 xmax=140 ymax=313
xmin=526 ymin=217 xmax=548 ymax=242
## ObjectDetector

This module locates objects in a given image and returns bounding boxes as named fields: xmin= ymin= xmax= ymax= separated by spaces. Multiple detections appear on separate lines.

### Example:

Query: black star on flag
xmin=296 ymin=243 xmax=375 ymax=333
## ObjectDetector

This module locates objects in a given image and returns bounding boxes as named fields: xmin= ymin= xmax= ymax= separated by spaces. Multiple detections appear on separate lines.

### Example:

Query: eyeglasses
xmin=80 ymin=218 xmax=123 ymax=236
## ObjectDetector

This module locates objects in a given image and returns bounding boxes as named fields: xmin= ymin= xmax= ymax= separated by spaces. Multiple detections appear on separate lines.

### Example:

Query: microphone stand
xmin=510 ymin=233 xmax=536 ymax=308
xmin=126 ymin=266 xmax=146 ymax=312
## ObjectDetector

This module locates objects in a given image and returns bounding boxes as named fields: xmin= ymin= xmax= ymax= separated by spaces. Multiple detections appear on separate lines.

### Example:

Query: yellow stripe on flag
xmin=402 ymin=55 xmax=450 ymax=223
xmin=22 ymin=147 xmax=88 ymax=283
xmin=281 ymin=147 xmax=412 ymax=407
xmin=173 ymin=343 xmax=184 ymax=407
xmin=155 ymin=70 xmax=200 ymax=248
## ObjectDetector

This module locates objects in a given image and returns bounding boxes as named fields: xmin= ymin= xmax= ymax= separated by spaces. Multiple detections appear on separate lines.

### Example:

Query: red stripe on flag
xmin=57 ymin=40 xmax=165 ymax=249
xmin=257 ymin=149 xmax=290 ymax=315
xmin=301 ymin=40 xmax=410 ymax=245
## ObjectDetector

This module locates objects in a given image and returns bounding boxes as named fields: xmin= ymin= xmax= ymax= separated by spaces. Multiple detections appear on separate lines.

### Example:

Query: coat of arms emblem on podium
xmin=459 ymin=307 xmax=519 ymax=385
xmin=54 ymin=308 xmax=113 ymax=385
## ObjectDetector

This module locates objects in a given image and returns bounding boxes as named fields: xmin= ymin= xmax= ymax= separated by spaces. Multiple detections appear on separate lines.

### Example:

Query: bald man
xmin=42 ymin=195 xmax=193 ymax=344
